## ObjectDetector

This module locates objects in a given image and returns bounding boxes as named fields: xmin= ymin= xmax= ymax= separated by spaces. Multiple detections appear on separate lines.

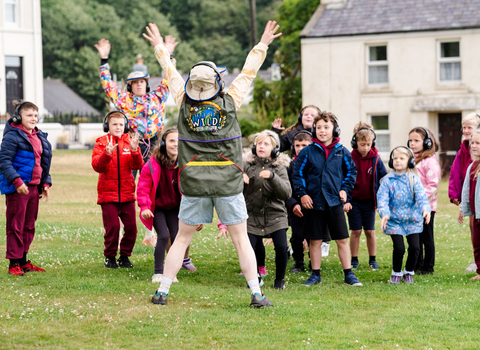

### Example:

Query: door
xmin=5 ymin=56 xmax=23 ymax=116
xmin=438 ymin=112 xmax=462 ymax=177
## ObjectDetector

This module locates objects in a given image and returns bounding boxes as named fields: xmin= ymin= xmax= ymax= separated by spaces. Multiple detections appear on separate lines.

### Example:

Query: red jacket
xmin=92 ymin=133 xmax=144 ymax=204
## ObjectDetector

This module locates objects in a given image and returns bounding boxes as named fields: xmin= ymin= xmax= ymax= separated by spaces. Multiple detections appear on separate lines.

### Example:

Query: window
xmin=370 ymin=115 xmax=390 ymax=153
xmin=367 ymin=45 xmax=388 ymax=85
xmin=5 ymin=0 xmax=19 ymax=25
xmin=438 ymin=41 xmax=461 ymax=82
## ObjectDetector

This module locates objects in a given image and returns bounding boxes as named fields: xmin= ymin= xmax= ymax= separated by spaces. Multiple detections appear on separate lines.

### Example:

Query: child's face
xmin=21 ymin=108 xmax=38 ymax=133
xmin=392 ymin=150 xmax=409 ymax=172
xmin=130 ymin=79 xmax=147 ymax=96
xmin=256 ymin=137 xmax=274 ymax=159
xmin=294 ymin=139 xmax=311 ymax=155
xmin=357 ymin=139 xmax=373 ymax=157
xmin=165 ymin=132 xmax=178 ymax=158
xmin=108 ymin=117 xmax=125 ymax=138
xmin=462 ymin=120 xmax=477 ymax=139
xmin=470 ymin=133 xmax=480 ymax=157
xmin=408 ymin=132 xmax=423 ymax=153
xmin=315 ymin=119 xmax=334 ymax=145
xmin=301 ymin=107 xmax=318 ymax=129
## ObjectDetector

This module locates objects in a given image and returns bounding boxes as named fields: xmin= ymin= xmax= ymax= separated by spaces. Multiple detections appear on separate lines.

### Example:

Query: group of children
xmin=2 ymin=20 xmax=480 ymax=309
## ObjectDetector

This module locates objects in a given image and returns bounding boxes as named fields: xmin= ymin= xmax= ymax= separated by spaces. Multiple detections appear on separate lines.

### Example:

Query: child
xmin=0 ymin=100 xmax=52 ymax=276
xmin=344 ymin=122 xmax=387 ymax=270
xmin=143 ymin=21 xmax=281 ymax=307
xmin=459 ymin=128 xmax=480 ymax=281
xmin=292 ymin=111 xmax=362 ymax=286
xmin=243 ymin=130 xmax=292 ymax=289
xmin=271 ymin=105 xmax=321 ymax=152
xmin=377 ymin=146 xmax=431 ymax=284
xmin=92 ymin=111 xmax=144 ymax=268
xmin=287 ymin=131 xmax=312 ymax=273
xmin=408 ymin=127 xmax=441 ymax=275
xmin=449 ymin=113 xmax=480 ymax=272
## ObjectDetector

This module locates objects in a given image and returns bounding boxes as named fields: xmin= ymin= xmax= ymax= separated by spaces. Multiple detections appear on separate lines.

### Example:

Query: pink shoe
xmin=182 ymin=260 xmax=197 ymax=271
xmin=258 ymin=266 xmax=268 ymax=277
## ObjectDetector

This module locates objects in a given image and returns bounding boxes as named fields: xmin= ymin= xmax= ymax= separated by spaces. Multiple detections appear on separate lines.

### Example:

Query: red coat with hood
xmin=92 ymin=133 xmax=144 ymax=204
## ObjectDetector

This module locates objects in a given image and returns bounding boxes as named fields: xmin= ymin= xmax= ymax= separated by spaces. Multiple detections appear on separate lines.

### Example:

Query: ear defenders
xmin=252 ymin=132 xmax=281 ymax=159
xmin=190 ymin=62 xmax=226 ymax=92
xmin=103 ymin=111 xmax=129 ymax=134
xmin=12 ymin=101 xmax=30 ymax=125
xmin=127 ymin=81 xmax=150 ymax=94
xmin=298 ymin=105 xmax=322 ymax=124
xmin=313 ymin=115 xmax=341 ymax=138
xmin=388 ymin=146 xmax=416 ymax=169
xmin=290 ymin=130 xmax=313 ymax=154
xmin=351 ymin=127 xmax=377 ymax=149
xmin=408 ymin=127 xmax=432 ymax=150
xmin=159 ymin=127 xmax=177 ymax=154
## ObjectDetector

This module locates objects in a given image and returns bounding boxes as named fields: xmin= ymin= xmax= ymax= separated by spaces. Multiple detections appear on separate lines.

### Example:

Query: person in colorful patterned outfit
xmin=377 ymin=146 xmax=431 ymax=284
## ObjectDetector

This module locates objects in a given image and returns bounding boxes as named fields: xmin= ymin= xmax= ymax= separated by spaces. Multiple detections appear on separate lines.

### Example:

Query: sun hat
xmin=126 ymin=71 xmax=150 ymax=84
xmin=184 ymin=61 xmax=227 ymax=101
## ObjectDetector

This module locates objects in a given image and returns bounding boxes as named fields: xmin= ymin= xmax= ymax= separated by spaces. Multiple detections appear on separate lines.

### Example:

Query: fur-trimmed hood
xmin=243 ymin=148 xmax=291 ymax=167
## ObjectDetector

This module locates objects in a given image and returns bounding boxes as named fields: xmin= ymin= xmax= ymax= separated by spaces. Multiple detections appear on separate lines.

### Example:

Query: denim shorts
xmin=178 ymin=193 xmax=248 ymax=226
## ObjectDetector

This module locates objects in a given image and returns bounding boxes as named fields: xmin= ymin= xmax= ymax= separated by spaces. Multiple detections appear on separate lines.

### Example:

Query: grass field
xmin=0 ymin=150 xmax=479 ymax=349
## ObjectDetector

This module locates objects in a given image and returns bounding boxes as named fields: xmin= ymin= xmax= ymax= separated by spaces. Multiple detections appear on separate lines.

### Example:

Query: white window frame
xmin=369 ymin=114 xmax=390 ymax=154
xmin=366 ymin=44 xmax=389 ymax=86
xmin=4 ymin=0 xmax=19 ymax=27
xmin=437 ymin=40 xmax=461 ymax=83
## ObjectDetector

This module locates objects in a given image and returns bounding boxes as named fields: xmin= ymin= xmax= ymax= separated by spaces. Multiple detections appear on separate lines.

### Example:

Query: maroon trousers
xmin=101 ymin=202 xmax=137 ymax=258
xmin=5 ymin=185 xmax=39 ymax=260
xmin=473 ymin=219 xmax=480 ymax=275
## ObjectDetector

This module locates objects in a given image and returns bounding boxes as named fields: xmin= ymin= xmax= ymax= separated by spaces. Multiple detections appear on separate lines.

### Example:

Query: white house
xmin=0 ymin=0 xmax=44 ymax=116
xmin=301 ymin=0 xmax=480 ymax=173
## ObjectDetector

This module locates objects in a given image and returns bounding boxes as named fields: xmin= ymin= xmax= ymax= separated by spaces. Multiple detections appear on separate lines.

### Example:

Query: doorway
xmin=5 ymin=56 xmax=23 ymax=116
xmin=438 ymin=112 xmax=462 ymax=177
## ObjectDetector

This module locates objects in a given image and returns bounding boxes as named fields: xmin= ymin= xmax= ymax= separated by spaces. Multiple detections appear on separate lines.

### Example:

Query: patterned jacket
xmin=377 ymin=171 xmax=431 ymax=236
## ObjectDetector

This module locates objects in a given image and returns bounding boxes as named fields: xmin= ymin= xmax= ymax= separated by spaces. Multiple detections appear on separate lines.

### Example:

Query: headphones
xmin=408 ymin=127 xmax=432 ymax=150
xmin=351 ymin=127 xmax=377 ymax=149
xmin=290 ymin=130 xmax=313 ymax=154
xmin=127 ymin=80 xmax=150 ymax=94
xmin=252 ymin=132 xmax=281 ymax=159
xmin=388 ymin=146 xmax=416 ymax=169
xmin=298 ymin=105 xmax=322 ymax=124
xmin=103 ymin=111 xmax=129 ymax=134
xmin=12 ymin=101 xmax=30 ymax=125
xmin=313 ymin=115 xmax=341 ymax=138
xmin=159 ymin=127 xmax=178 ymax=154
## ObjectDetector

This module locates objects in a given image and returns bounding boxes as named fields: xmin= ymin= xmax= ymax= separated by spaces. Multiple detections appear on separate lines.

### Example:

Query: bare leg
xmin=162 ymin=221 xmax=197 ymax=280
xmin=309 ymin=239 xmax=323 ymax=270
xmin=227 ymin=221 xmax=258 ymax=282
xmin=336 ymin=238 xmax=352 ymax=269
xmin=365 ymin=230 xmax=377 ymax=256
xmin=349 ymin=230 xmax=362 ymax=257
xmin=184 ymin=245 xmax=190 ymax=259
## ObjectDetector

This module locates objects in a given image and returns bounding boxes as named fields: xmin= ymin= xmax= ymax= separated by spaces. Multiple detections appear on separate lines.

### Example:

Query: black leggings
xmin=153 ymin=207 xmax=179 ymax=274
xmin=248 ymin=229 xmax=288 ymax=281
xmin=391 ymin=234 xmax=420 ymax=273
xmin=415 ymin=212 xmax=435 ymax=272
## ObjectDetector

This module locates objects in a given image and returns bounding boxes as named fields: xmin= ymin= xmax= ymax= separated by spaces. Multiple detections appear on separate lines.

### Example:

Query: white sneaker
xmin=142 ymin=230 xmax=157 ymax=248
xmin=321 ymin=242 xmax=330 ymax=257
xmin=465 ymin=261 xmax=477 ymax=272
xmin=152 ymin=274 xmax=163 ymax=283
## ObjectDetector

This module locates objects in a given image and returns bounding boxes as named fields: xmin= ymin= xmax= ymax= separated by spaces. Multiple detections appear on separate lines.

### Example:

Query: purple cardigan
xmin=448 ymin=140 xmax=472 ymax=203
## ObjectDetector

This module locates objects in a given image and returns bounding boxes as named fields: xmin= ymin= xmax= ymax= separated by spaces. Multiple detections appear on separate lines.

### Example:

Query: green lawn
xmin=0 ymin=150 xmax=479 ymax=349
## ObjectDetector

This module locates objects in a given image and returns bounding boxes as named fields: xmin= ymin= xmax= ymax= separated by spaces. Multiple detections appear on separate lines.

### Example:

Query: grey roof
xmin=44 ymin=78 xmax=101 ymax=115
xmin=303 ymin=0 xmax=480 ymax=38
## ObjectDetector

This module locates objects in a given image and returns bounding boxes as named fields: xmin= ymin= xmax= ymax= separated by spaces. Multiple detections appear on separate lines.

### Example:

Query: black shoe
xmin=250 ymin=293 xmax=274 ymax=308
xmin=417 ymin=270 xmax=433 ymax=275
xmin=291 ymin=262 xmax=305 ymax=273
xmin=118 ymin=255 xmax=134 ymax=268
xmin=273 ymin=279 xmax=285 ymax=290
xmin=104 ymin=257 xmax=118 ymax=269
xmin=151 ymin=290 xmax=167 ymax=305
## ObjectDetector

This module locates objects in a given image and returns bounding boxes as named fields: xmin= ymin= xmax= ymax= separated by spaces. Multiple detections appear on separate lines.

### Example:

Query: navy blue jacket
xmin=0 ymin=119 xmax=52 ymax=195
xmin=292 ymin=140 xmax=357 ymax=210
xmin=346 ymin=154 xmax=388 ymax=206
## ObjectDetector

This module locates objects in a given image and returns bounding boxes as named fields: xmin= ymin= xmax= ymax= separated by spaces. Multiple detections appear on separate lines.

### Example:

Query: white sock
xmin=247 ymin=279 xmax=261 ymax=295
xmin=158 ymin=277 xmax=173 ymax=295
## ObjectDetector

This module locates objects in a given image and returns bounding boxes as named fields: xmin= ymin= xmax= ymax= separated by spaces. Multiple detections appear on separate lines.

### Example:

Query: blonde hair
xmin=353 ymin=121 xmax=375 ymax=141
xmin=284 ymin=105 xmax=321 ymax=134
xmin=253 ymin=130 xmax=280 ymax=149
xmin=392 ymin=147 xmax=417 ymax=197
xmin=462 ymin=113 xmax=480 ymax=127
xmin=471 ymin=128 xmax=480 ymax=180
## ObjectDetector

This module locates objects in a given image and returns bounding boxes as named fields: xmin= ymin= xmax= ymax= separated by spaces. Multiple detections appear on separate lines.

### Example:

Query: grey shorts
xmin=178 ymin=193 xmax=248 ymax=226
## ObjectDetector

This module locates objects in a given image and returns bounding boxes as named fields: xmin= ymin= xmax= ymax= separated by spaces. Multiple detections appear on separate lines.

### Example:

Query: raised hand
xmin=143 ymin=23 xmax=164 ymax=47
xmin=164 ymin=35 xmax=179 ymax=55
xmin=271 ymin=118 xmax=284 ymax=130
xmin=260 ymin=21 xmax=282 ymax=46
xmin=129 ymin=132 xmax=139 ymax=152
xmin=105 ymin=134 xmax=117 ymax=155
xmin=94 ymin=39 xmax=111 ymax=59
